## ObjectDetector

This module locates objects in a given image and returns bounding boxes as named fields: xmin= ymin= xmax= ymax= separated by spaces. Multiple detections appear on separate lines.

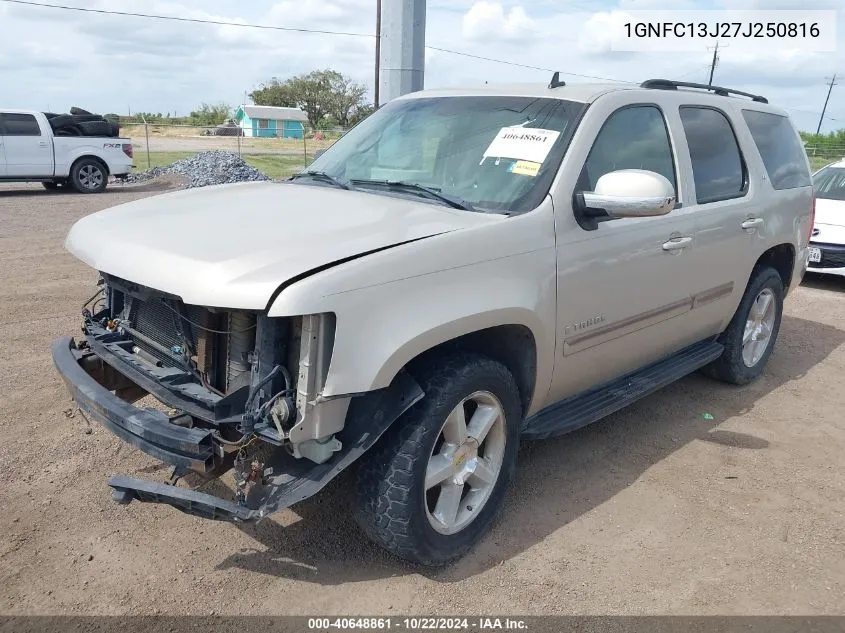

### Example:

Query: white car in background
xmin=808 ymin=159 xmax=845 ymax=277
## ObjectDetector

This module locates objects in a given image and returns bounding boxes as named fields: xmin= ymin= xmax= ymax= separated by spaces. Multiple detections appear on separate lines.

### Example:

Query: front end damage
xmin=52 ymin=276 xmax=423 ymax=522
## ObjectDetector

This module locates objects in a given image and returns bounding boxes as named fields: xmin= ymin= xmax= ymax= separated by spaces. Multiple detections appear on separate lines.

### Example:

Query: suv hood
xmin=66 ymin=181 xmax=501 ymax=309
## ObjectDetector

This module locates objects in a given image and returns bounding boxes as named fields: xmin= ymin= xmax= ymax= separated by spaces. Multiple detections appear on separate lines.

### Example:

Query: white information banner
xmin=605 ymin=10 xmax=836 ymax=52
xmin=482 ymin=127 xmax=561 ymax=165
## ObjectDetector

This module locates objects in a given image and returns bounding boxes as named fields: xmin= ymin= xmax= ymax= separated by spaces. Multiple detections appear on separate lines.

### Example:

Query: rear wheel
xmin=70 ymin=158 xmax=107 ymax=193
xmin=353 ymin=353 xmax=521 ymax=566
xmin=702 ymin=266 xmax=784 ymax=385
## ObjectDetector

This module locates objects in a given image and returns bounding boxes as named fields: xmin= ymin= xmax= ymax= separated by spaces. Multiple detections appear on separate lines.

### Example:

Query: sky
xmin=0 ymin=0 xmax=842 ymax=133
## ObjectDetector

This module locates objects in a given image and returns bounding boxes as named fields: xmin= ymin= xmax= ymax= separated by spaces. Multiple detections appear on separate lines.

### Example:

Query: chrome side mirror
xmin=575 ymin=169 xmax=676 ymax=230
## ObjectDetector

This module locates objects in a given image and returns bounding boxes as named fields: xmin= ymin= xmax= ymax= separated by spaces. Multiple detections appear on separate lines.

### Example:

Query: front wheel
xmin=702 ymin=266 xmax=784 ymax=385
xmin=353 ymin=353 xmax=522 ymax=566
xmin=70 ymin=158 xmax=108 ymax=193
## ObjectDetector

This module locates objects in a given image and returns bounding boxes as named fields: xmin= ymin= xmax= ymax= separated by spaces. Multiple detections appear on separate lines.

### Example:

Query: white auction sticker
xmin=482 ymin=127 xmax=561 ymax=165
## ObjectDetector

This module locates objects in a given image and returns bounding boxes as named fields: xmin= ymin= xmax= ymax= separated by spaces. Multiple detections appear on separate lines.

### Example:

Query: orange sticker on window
xmin=509 ymin=160 xmax=541 ymax=177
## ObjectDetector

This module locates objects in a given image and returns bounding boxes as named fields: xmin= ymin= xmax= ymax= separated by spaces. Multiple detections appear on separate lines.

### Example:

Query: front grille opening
xmin=123 ymin=295 xmax=232 ymax=393
xmin=104 ymin=280 xmax=297 ymax=405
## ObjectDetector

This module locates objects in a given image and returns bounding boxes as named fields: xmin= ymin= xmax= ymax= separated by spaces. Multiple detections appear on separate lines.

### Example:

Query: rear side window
xmin=1 ymin=113 xmax=41 ymax=136
xmin=742 ymin=110 xmax=811 ymax=190
xmin=679 ymin=107 xmax=745 ymax=204
xmin=580 ymin=105 xmax=676 ymax=192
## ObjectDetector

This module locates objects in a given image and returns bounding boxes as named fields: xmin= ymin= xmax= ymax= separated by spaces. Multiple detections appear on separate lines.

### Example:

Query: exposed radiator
xmin=121 ymin=296 xmax=221 ymax=389
xmin=131 ymin=297 xmax=208 ymax=367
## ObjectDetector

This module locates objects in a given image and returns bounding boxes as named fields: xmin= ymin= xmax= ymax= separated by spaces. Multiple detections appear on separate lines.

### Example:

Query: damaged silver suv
xmin=53 ymin=78 xmax=814 ymax=566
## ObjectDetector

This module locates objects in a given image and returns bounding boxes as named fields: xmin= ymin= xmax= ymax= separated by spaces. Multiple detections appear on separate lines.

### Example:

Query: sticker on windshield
xmin=481 ymin=127 xmax=561 ymax=165
xmin=509 ymin=160 xmax=541 ymax=177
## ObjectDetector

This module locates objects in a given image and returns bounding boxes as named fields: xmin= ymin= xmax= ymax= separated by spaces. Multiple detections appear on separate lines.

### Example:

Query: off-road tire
xmin=48 ymin=114 xmax=74 ymax=130
xmin=76 ymin=120 xmax=111 ymax=137
xmin=702 ymin=266 xmax=784 ymax=385
xmin=54 ymin=124 xmax=82 ymax=137
xmin=353 ymin=352 xmax=522 ymax=566
xmin=69 ymin=158 xmax=108 ymax=194
xmin=70 ymin=114 xmax=104 ymax=123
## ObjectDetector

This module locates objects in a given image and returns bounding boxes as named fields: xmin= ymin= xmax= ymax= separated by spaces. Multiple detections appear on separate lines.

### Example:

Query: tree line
xmin=119 ymin=69 xmax=371 ymax=130
xmin=249 ymin=69 xmax=373 ymax=129
xmin=801 ymin=129 xmax=845 ymax=156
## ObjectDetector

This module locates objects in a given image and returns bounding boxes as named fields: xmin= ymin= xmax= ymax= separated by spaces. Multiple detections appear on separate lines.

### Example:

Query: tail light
xmin=122 ymin=143 xmax=133 ymax=159
xmin=808 ymin=193 xmax=816 ymax=242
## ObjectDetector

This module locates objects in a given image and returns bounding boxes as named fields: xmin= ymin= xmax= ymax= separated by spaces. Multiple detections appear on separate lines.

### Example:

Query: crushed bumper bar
xmin=110 ymin=475 xmax=255 ymax=521
xmin=54 ymin=335 xmax=424 ymax=523
xmin=51 ymin=337 xmax=217 ymax=473
xmin=105 ymin=370 xmax=423 ymax=522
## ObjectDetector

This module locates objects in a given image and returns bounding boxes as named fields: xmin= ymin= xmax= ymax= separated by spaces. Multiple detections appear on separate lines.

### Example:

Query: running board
xmin=522 ymin=340 xmax=723 ymax=440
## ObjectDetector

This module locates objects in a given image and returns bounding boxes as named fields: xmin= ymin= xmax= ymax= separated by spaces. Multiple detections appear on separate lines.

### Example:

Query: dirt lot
xmin=0 ymin=182 xmax=843 ymax=616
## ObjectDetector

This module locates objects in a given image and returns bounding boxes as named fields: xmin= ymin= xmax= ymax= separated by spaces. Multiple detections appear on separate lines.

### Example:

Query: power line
xmin=425 ymin=46 xmax=632 ymax=83
xmin=787 ymin=106 xmax=840 ymax=121
xmin=2 ymin=0 xmax=632 ymax=84
xmin=0 ymin=0 xmax=375 ymax=37
xmin=675 ymin=64 xmax=715 ymax=81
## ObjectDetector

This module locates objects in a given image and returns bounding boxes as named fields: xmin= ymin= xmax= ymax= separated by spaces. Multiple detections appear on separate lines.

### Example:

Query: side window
xmin=679 ymin=107 xmax=745 ymax=203
xmin=581 ymin=105 xmax=676 ymax=192
xmin=742 ymin=110 xmax=811 ymax=190
xmin=1 ymin=113 xmax=41 ymax=136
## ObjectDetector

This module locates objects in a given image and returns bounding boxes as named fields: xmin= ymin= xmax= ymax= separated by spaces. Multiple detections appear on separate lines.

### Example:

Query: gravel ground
xmin=126 ymin=152 xmax=270 ymax=188
xmin=0 ymin=182 xmax=844 ymax=616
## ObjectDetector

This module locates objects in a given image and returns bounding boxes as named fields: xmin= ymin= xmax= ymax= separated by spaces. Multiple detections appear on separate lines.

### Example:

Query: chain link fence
xmin=122 ymin=119 xmax=350 ymax=181
xmin=804 ymin=145 xmax=845 ymax=170
xmin=120 ymin=119 xmax=845 ymax=180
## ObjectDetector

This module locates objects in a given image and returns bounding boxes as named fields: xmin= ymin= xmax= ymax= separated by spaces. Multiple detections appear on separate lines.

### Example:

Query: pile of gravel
xmin=126 ymin=151 xmax=271 ymax=188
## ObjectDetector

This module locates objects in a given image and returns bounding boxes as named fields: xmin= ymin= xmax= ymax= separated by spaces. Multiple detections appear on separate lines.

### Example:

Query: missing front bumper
xmin=52 ymin=336 xmax=218 ymax=472
xmin=53 ymin=335 xmax=424 ymax=523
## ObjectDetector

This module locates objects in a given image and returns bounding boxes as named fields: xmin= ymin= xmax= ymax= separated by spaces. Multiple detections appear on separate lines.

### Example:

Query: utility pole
xmin=707 ymin=41 xmax=719 ymax=85
xmin=379 ymin=0 xmax=426 ymax=104
xmin=816 ymin=74 xmax=838 ymax=135
xmin=374 ymin=0 xmax=381 ymax=109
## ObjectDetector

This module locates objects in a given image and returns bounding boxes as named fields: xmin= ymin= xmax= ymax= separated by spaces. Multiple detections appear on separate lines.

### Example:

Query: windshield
xmin=300 ymin=96 xmax=584 ymax=213
xmin=814 ymin=166 xmax=845 ymax=201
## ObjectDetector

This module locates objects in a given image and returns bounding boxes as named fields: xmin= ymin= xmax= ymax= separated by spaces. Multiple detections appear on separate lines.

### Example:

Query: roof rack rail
xmin=640 ymin=79 xmax=768 ymax=104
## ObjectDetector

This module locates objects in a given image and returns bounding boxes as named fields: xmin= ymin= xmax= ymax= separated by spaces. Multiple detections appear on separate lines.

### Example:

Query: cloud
xmin=578 ymin=10 xmax=636 ymax=55
xmin=462 ymin=1 xmax=537 ymax=42
xmin=0 ymin=0 xmax=841 ymax=132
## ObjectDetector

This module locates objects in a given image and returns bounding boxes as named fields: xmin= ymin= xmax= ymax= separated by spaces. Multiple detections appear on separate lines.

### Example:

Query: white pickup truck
xmin=0 ymin=110 xmax=134 ymax=193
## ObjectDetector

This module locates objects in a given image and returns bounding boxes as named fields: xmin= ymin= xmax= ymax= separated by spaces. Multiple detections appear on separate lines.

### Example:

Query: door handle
xmin=741 ymin=217 xmax=764 ymax=231
xmin=662 ymin=236 xmax=693 ymax=251
xmin=38 ymin=141 xmax=49 ymax=147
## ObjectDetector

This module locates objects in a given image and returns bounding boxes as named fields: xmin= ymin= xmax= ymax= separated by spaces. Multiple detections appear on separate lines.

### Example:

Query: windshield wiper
xmin=290 ymin=171 xmax=351 ymax=190
xmin=351 ymin=179 xmax=476 ymax=211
